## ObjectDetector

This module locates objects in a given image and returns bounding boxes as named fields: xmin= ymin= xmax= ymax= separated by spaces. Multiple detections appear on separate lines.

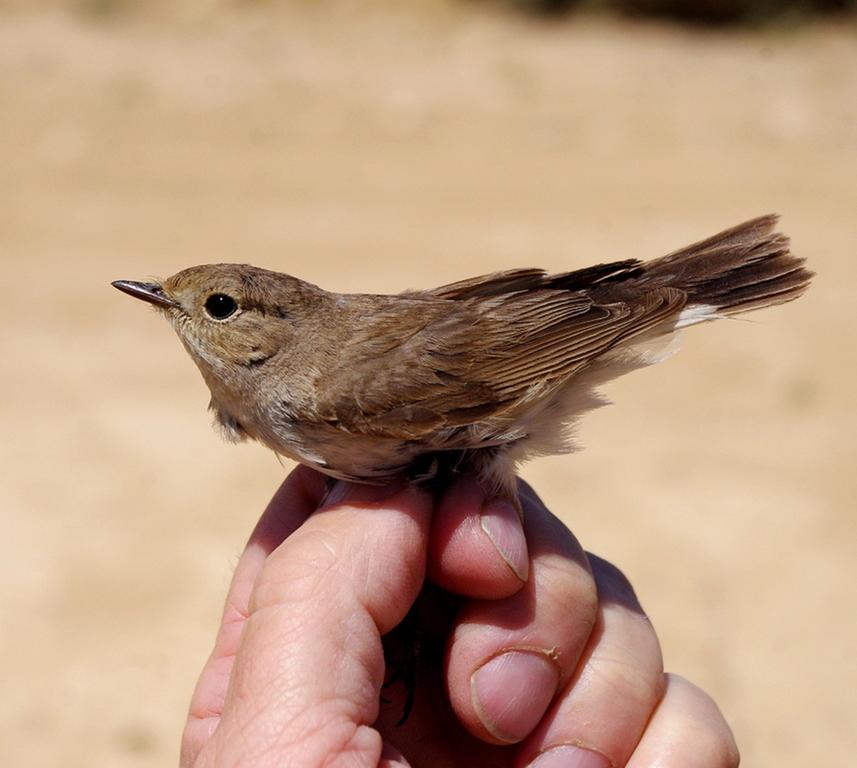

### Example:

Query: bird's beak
xmin=112 ymin=280 xmax=180 ymax=309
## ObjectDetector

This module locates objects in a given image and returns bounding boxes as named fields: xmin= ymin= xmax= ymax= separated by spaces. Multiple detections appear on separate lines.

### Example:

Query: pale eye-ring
xmin=204 ymin=293 xmax=238 ymax=320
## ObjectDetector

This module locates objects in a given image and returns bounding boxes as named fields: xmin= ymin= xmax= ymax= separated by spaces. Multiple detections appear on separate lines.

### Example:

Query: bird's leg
xmin=381 ymin=603 xmax=422 ymax=725
xmin=381 ymin=584 xmax=462 ymax=727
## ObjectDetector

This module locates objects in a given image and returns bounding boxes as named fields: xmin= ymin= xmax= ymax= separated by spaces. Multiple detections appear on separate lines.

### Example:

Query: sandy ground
xmin=1 ymin=3 xmax=855 ymax=766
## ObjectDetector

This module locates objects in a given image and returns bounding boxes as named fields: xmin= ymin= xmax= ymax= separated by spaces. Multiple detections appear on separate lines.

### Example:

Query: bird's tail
xmin=642 ymin=214 xmax=812 ymax=323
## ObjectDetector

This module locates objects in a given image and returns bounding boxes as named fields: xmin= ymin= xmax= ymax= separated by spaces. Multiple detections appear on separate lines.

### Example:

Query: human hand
xmin=180 ymin=466 xmax=739 ymax=767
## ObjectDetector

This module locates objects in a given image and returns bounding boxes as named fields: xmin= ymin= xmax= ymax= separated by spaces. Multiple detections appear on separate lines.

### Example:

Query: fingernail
xmin=527 ymin=745 xmax=612 ymax=768
xmin=471 ymin=650 xmax=559 ymax=743
xmin=322 ymin=479 xmax=407 ymax=508
xmin=480 ymin=497 xmax=529 ymax=582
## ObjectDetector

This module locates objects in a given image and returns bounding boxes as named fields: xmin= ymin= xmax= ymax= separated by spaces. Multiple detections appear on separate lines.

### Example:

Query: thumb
xmin=192 ymin=480 xmax=432 ymax=768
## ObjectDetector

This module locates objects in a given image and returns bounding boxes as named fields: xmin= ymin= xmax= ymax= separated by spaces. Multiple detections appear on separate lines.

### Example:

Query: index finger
xmin=181 ymin=465 xmax=326 ymax=765
xmin=190 ymin=479 xmax=433 ymax=767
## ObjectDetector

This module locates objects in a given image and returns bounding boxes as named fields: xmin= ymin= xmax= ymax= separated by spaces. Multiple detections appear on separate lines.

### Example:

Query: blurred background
xmin=1 ymin=0 xmax=855 ymax=766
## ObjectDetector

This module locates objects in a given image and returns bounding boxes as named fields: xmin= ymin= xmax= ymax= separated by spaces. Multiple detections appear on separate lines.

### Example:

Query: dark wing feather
xmin=430 ymin=259 xmax=641 ymax=300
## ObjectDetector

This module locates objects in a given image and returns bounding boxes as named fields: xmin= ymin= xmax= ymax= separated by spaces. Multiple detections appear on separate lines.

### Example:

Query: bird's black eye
xmin=204 ymin=293 xmax=238 ymax=320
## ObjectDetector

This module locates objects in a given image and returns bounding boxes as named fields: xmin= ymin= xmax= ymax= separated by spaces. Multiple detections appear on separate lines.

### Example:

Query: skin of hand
xmin=180 ymin=466 xmax=739 ymax=768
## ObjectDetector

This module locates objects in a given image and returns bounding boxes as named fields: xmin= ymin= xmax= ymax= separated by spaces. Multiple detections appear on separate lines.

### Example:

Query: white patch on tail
xmin=674 ymin=304 xmax=719 ymax=329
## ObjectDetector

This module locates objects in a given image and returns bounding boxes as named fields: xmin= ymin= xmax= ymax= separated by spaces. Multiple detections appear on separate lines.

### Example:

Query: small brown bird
xmin=113 ymin=215 xmax=811 ymax=501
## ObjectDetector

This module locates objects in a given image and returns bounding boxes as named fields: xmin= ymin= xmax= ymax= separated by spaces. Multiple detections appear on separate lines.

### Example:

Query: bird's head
xmin=112 ymin=264 xmax=324 ymax=379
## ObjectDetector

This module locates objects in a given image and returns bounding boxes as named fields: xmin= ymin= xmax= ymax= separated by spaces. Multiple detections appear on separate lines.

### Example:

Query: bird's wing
xmin=318 ymin=215 xmax=810 ymax=445
xmin=318 ymin=285 xmax=686 ymax=441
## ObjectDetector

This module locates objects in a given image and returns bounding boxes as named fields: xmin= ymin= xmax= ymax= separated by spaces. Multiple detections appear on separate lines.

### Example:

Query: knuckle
xmin=665 ymin=673 xmax=741 ymax=768
xmin=700 ymin=727 xmax=741 ymax=768
xmin=587 ymin=637 xmax=663 ymax=709
xmin=539 ymin=554 xmax=599 ymax=618
xmin=533 ymin=556 xmax=599 ymax=654
xmin=249 ymin=528 xmax=341 ymax=613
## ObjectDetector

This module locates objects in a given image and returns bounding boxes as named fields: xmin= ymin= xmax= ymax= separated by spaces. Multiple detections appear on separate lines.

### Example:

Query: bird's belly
xmin=261 ymin=420 xmax=423 ymax=483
